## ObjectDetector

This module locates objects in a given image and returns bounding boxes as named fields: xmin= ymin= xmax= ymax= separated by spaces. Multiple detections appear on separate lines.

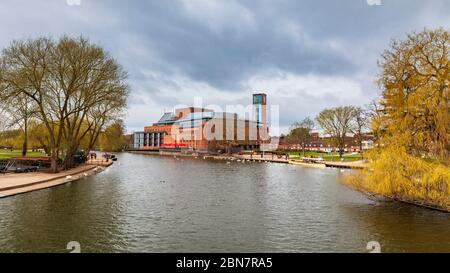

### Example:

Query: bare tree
xmin=0 ymin=103 xmax=6 ymax=132
xmin=0 ymin=38 xmax=62 ymax=171
xmin=351 ymin=107 xmax=370 ymax=153
xmin=0 ymin=36 xmax=128 ymax=172
xmin=287 ymin=117 xmax=315 ymax=156
xmin=0 ymin=94 xmax=38 ymax=156
xmin=316 ymin=106 xmax=355 ymax=158
xmin=52 ymin=37 xmax=128 ymax=169
xmin=367 ymin=99 xmax=385 ymax=145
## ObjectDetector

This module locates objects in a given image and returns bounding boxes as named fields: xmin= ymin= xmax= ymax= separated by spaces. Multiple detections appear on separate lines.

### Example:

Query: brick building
xmin=129 ymin=94 xmax=270 ymax=154
xmin=279 ymin=132 xmax=374 ymax=153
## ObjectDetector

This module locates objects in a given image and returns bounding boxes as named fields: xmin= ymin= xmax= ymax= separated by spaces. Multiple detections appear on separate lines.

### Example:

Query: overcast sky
xmin=0 ymin=0 xmax=449 ymax=134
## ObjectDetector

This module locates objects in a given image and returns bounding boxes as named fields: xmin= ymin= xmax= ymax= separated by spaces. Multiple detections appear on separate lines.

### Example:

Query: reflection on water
xmin=0 ymin=153 xmax=449 ymax=253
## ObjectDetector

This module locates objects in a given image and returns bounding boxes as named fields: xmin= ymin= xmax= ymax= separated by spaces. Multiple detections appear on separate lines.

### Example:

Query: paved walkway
xmin=323 ymin=160 xmax=368 ymax=169
xmin=0 ymin=165 xmax=102 ymax=198
xmin=235 ymin=154 xmax=290 ymax=164
xmin=289 ymin=160 xmax=327 ymax=169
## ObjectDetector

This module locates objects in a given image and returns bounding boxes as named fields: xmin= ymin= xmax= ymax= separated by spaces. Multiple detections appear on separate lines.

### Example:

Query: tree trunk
xmin=64 ymin=143 xmax=79 ymax=170
xmin=339 ymin=140 xmax=344 ymax=158
xmin=359 ymin=138 xmax=364 ymax=159
xmin=22 ymin=139 xmax=27 ymax=157
xmin=64 ymin=153 xmax=73 ymax=170
xmin=22 ymin=121 xmax=28 ymax=157
xmin=50 ymin=150 xmax=58 ymax=173
xmin=43 ymin=145 xmax=50 ymax=156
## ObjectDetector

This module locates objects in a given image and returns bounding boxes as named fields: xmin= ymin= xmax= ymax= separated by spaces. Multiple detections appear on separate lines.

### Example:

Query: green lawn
xmin=288 ymin=151 xmax=364 ymax=162
xmin=0 ymin=149 xmax=47 ymax=159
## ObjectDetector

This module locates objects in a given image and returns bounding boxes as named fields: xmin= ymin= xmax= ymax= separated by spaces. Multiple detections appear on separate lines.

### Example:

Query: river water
xmin=0 ymin=152 xmax=448 ymax=253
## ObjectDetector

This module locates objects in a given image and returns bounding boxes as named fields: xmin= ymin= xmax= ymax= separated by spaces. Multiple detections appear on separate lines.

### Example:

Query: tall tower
xmin=253 ymin=93 xmax=267 ymax=128
xmin=253 ymin=94 xmax=267 ymax=145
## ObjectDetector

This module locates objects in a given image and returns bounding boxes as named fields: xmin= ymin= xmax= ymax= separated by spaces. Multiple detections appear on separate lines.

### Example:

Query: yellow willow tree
xmin=346 ymin=29 xmax=450 ymax=211
xmin=0 ymin=36 xmax=128 ymax=172
xmin=379 ymin=28 xmax=449 ymax=162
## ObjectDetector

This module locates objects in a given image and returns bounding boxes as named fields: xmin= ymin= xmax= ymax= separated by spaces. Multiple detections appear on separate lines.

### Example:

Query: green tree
xmin=351 ymin=106 xmax=370 ymax=154
xmin=100 ymin=120 xmax=127 ymax=152
xmin=367 ymin=99 xmax=384 ymax=145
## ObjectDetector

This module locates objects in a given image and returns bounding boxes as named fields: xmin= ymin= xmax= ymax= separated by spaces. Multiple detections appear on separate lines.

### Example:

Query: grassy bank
xmin=0 ymin=150 xmax=46 ymax=159
xmin=288 ymin=151 xmax=363 ymax=162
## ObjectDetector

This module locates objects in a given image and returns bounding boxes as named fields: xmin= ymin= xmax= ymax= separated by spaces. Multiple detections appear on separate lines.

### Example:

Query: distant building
xmin=361 ymin=140 xmax=375 ymax=151
xmin=279 ymin=132 xmax=375 ymax=153
xmin=128 ymin=94 xmax=270 ymax=154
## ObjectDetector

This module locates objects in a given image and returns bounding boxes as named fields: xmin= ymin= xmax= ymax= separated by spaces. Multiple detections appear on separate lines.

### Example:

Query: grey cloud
xmin=0 ymin=0 xmax=449 ymax=132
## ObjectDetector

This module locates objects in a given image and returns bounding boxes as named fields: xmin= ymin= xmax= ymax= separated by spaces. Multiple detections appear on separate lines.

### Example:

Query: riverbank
xmin=0 ymin=164 xmax=107 ymax=198
xmin=130 ymin=150 xmax=236 ymax=161
xmin=323 ymin=160 xmax=368 ymax=169
xmin=343 ymin=148 xmax=450 ymax=213
xmin=355 ymin=189 xmax=450 ymax=213
xmin=131 ymin=150 xmax=367 ymax=169
xmin=133 ymin=151 xmax=291 ymax=164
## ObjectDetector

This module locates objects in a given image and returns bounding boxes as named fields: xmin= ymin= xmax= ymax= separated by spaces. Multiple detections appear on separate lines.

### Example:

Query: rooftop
xmin=155 ymin=113 xmax=177 ymax=125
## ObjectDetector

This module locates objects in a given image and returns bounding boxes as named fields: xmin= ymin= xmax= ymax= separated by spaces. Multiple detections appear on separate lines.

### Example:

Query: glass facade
xmin=131 ymin=132 xmax=165 ymax=149
xmin=253 ymin=94 xmax=264 ymax=104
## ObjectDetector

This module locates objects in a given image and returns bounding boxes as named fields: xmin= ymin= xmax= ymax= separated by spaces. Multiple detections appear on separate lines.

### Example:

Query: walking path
xmin=0 ymin=164 xmax=105 ymax=198
xmin=234 ymin=154 xmax=289 ymax=164
xmin=289 ymin=160 xmax=327 ymax=169
xmin=323 ymin=160 xmax=368 ymax=169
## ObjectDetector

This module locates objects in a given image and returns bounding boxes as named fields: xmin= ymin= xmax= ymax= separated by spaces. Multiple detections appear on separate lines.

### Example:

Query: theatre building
xmin=129 ymin=94 xmax=269 ymax=153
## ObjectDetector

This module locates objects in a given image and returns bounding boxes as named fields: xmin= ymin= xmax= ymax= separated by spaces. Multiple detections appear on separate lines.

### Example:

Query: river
xmin=0 ymin=152 xmax=448 ymax=253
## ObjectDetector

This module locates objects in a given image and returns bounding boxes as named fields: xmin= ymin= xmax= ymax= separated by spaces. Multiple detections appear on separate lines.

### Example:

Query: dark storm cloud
xmin=95 ymin=0 xmax=450 ymax=89
xmin=0 ymin=0 xmax=449 ymax=132
xmin=96 ymin=0 xmax=359 ymax=89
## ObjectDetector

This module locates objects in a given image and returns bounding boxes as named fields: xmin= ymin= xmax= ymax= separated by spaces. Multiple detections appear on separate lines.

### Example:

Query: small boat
xmin=103 ymin=153 xmax=118 ymax=161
